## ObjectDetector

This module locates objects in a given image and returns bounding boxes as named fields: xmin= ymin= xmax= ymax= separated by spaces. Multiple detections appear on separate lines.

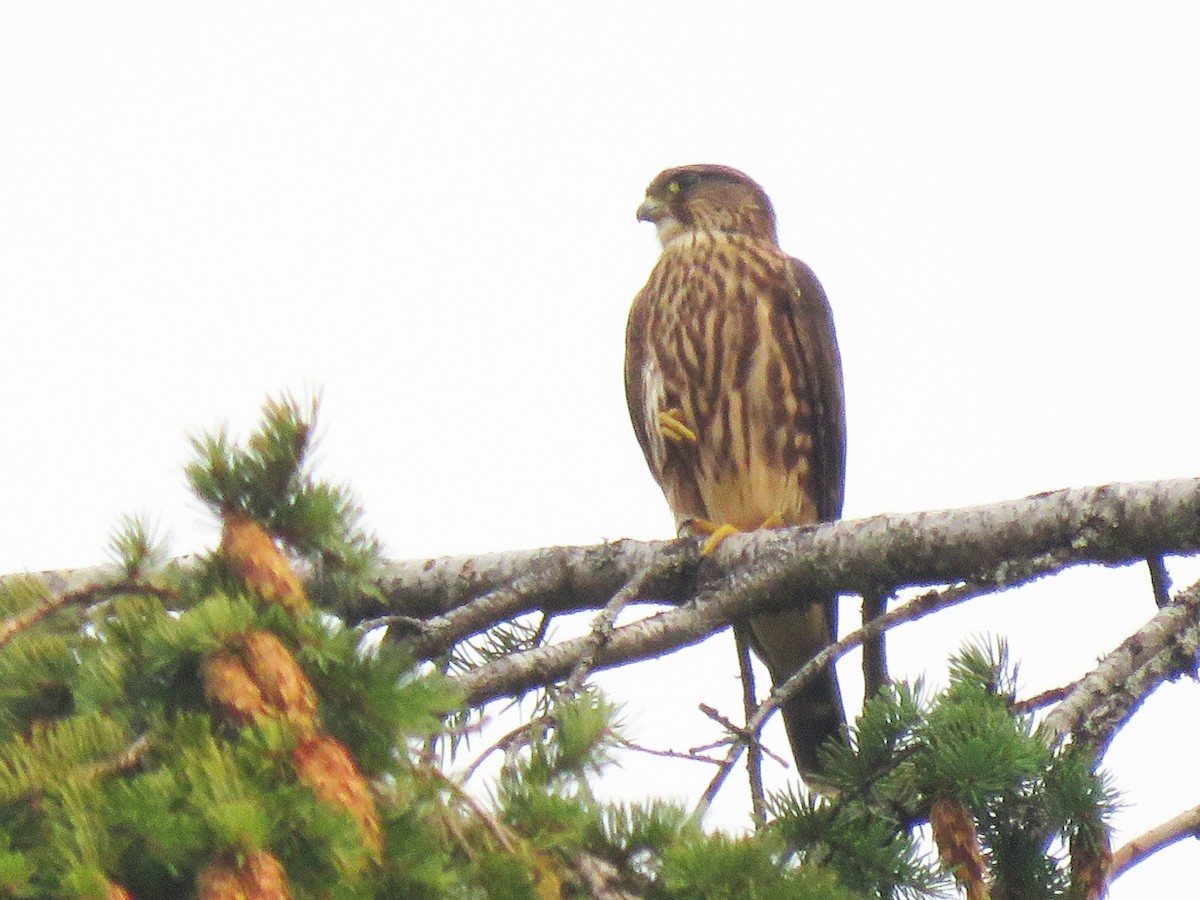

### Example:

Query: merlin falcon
xmin=625 ymin=164 xmax=847 ymax=779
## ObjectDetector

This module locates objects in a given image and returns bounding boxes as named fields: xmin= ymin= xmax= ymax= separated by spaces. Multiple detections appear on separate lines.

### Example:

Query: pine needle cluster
xmin=771 ymin=642 xmax=1117 ymax=899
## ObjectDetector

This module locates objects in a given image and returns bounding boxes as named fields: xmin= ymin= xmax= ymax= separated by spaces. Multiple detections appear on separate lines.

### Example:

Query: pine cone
xmin=930 ymin=796 xmax=989 ymax=900
xmin=203 ymin=652 xmax=269 ymax=725
xmin=1070 ymin=829 xmax=1112 ymax=900
xmin=294 ymin=734 xmax=382 ymax=859
xmin=220 ymin=513 xmax=309 ymax=614
xmin=240 ymin=631 xmax=317 ymax=733
xmin=196 ymin=851 xmax=290 ymax=899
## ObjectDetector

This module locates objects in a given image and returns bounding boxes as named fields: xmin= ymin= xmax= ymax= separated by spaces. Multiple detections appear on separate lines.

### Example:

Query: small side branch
xmin=860 ymin=588 xmax=889 ymax=700
xmin=1111 ymin=803 xmax=1200 ymax=881
xmin=0 ymin=577 xmax=174 ymax=648
xmin=695 ymin=578 xmax=1018 ymax=817
xmin=563 ymin=562 xmax=670 ymax=696
xmin=1042 ymin=578 xmax=1200 ymax=751
xmin=733 ymin=626 xmax=767 ymax=828
xmin=1146 ymin=554 xmax=1172 ymax=608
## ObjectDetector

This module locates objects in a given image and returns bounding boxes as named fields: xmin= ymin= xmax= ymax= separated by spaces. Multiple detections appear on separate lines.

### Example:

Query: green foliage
xmin=0 ymin=576 xmax=49 ymax=618
xmin=0 ymin=398 xmax=465 ymax=896
xmin=0 ymin=711 xmax=129 ymax=803
xmin=772 ymin=640 xmax=1118 ymax=899
xmin=658 ymin=830 xmax=859 ymax=899
xmin=498 ymin=693 xmax=620 ymax=856
xmin=449 ymin=614 xmax=547 ymax=676
xmin=0 ymin=397 xmax=1118 ymax=897
xmin=107 ymin=516 xmax=166 ymax=580
xmin=185 ymin=394 xmax=382 ymax=608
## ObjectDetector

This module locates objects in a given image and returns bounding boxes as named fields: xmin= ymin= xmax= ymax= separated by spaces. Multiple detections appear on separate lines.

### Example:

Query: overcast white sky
xmin=3 ymin=5 xmax=1199 ymax=894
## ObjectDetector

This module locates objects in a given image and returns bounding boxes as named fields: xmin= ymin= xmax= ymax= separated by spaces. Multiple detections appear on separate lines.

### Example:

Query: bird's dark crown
xmin=645 ymin=164 xmax=758 ymax=196
xmin=640 ymin=164 xmax=778 ymax=244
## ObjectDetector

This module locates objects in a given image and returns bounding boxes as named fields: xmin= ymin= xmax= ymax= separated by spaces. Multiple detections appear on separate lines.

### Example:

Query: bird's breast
xmin=641 ymin=236 xmax=818 ymax=528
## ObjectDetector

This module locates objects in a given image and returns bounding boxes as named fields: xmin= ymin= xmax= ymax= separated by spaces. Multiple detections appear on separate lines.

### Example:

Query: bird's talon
xmin=657 ymin=408 xmax=698 ymax=444
xmin=701 ymin=524 xmax=739 ymax=556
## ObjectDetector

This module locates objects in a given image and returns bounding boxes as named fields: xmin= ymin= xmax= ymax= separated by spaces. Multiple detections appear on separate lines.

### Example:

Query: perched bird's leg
xmin=657 ymin=408 xmax=697 ymax=444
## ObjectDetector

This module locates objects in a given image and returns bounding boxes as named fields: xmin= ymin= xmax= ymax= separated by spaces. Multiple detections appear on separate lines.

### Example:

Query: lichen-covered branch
xmin=372 ymin=476 xmax=1200 ymax=644
xmin=1041 ymin=577 xmax=1200 ymax=751
xmin=407 ymin=477 xmax=1200 ymax=702
xmin=13 ymin=477 xmax=1200 ymax=636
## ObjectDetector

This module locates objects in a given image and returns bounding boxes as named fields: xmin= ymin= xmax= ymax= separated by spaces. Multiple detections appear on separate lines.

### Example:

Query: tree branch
xmin=370 ymin=476 xmax=1200 ymax=650
xmin=1111 ymin=802 xmax=1200 ymax=880
xmin=860 ymin=588 xmax=889 ymax=700
xmin=694 ymin=578 xmax=1022 ymax=816
xmin=13 ymin=477 xmax=1200 ymax=643
xmin=1041 ymin=577 xmax=1200 ymax=751
xmin=733 ymin=626 xmax=767 ymax=829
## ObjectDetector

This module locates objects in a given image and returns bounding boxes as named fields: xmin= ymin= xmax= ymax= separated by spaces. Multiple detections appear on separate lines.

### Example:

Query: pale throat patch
xmin=655 ymin=220 xmax=727 ymax=253
xmin=654 ymin=217 xmax=688 ymax=247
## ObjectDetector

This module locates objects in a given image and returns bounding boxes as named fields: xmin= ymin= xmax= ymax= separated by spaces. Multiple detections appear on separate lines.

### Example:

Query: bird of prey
xmin=625 ymin=164 xmax=846 ymax=779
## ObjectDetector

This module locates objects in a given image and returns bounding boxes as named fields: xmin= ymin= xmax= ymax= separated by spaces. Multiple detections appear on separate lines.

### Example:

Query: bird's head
xmin=637 ymin=164 xmax=778 ymax=248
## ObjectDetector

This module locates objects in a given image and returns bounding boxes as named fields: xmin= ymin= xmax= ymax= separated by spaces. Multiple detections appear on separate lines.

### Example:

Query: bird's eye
xmin=667 ymin=172 xmax=700 ymax=195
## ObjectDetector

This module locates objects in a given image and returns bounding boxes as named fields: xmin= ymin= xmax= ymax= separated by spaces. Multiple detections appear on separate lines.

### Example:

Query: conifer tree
xmin=0 ymin=397 xmax=1163 ymax=897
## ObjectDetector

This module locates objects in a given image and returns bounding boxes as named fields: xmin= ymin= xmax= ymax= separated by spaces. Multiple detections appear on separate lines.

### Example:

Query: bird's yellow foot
xmin=688 ymin=518 xmax=740 ymax=556
xmin=658 ymin=408 xmax=697 ymax=444
xmin=702 ymin=525 xmax=739 ymax=555
xmin=692 ymin=515 xmax=785 ymax=556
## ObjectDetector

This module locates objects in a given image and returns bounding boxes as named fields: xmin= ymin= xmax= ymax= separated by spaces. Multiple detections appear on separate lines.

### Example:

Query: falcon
xmin=625 ymin=164 xmax=846 ymax=779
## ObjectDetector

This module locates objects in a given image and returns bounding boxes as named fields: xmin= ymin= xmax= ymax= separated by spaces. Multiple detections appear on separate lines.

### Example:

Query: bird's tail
xmin=747 ymin=598 xmax=846 ymax=781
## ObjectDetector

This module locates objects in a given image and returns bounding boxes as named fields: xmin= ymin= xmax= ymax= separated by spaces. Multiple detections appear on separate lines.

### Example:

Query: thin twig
xmin=609 ymin=734 xmax=724 ymax=766
xmin=87 ymin=734 xmax=151 ymax=779
xmin=563 ymin=564 xmax=662 ymax=695
xmin=402 ymin=563 xmax=577 ymax=660
xmin=695 ymin=576 xmax=1038 ymax=819
xmin=0 ymin=587 xmax=78 ymax=647
xmin=353 ymin=613 xmax=427 ymax=636
xmin=861 ymin=588 xmax=889 ymax=700
xmin=422 ymin=765 xmax=519 ymax=855
xmin=1146 ymin=555 xmax=1172 ymax=608
xmin=460 ymin=714 xmax=551 ymax=784
xmin=0 ymin=578 xmax=174 ymax=648
xmin=1111 ymin=802 xmax=1200 ymax=880
xmin=697 ymin=704 xmax=788 ymax=768
xmin=733 ymin=626 xmax=767 ymax=828
xmin=1014 ymin=681 xmax=1079 ymax=715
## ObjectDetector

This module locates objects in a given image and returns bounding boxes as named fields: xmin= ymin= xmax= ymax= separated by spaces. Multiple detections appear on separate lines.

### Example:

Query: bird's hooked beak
xmin=636 ymin=195 xmax=666 ymax=223
xmin=637 ymin=194 xmax=685 ymax=248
